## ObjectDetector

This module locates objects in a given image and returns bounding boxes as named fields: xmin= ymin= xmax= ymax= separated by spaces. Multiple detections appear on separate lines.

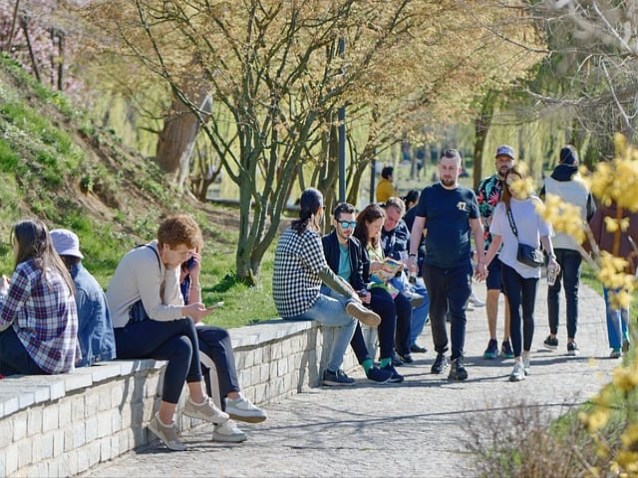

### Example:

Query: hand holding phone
xmin=208 ymin=301 xmax=224 ymax=310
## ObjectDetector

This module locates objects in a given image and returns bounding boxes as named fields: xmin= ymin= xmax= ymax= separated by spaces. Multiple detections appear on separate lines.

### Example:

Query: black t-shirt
xmin=414 ymin=183 xmax=479 ymax=268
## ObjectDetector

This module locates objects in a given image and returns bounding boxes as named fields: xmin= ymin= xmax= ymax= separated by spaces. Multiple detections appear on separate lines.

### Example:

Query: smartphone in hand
xmin=207 ymin=301 xmax=224 ymax=311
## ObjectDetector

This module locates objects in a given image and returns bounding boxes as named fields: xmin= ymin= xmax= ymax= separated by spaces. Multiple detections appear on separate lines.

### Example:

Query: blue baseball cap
xmin=495 ymin=145 xmax=515 ymax=159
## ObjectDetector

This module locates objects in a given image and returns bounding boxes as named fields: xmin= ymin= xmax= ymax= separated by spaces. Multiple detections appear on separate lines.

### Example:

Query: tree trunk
xmin=472 ymin=91 xmax=497 ymax=189
xmin=155 ymin=79 xmax=211 ymax=191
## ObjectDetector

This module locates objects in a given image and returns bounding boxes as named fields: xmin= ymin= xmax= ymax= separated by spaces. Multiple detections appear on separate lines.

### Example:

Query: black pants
xmin=501 ymin=263 xmax=538 ymax=357
xmin=0 ymin=326 xmax=46 ymax=376
xmin=115 ymin=318 xmax=203 ymax=404
xmin=547 ymin=249 xmax=582 ymax=339
xmin=423 ymin=262 xmax=472 ymax=360
xmin=197 ymin=326 xmax=240 ymax=408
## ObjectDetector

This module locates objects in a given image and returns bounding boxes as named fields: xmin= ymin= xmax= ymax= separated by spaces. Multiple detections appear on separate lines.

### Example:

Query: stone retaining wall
xmin=0 ymin=320 xmax=358 ymax=477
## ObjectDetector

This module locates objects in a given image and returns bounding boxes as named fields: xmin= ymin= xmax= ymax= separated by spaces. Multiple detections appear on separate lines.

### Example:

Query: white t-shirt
xmin=490 ymin=197 xmax=553 ymax=279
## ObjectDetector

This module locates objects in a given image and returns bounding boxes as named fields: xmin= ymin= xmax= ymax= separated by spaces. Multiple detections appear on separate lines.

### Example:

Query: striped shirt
xmin=0 ymin=260 xmax=78 ymax=374
xmin=273 ymin=227 xmax=326 ymax=318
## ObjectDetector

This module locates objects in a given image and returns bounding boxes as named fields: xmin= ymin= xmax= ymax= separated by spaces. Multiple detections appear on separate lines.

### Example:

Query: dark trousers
xmin=197 ymin=326 xmax=240 ymax=407
xmin=547 ymin=249 xmax=582 ymax=339
xmin=501 ymin=263 xmax=538 ymax=357
xmin=0 ymin=326 xmax=46 ymax=376
xmin=370 ymin=287 xmax=405 ymax=359
xmin=114 ymin=318 xmax=203 ymax=404
xmin=423 ymin=263 xmax=472 ymax=360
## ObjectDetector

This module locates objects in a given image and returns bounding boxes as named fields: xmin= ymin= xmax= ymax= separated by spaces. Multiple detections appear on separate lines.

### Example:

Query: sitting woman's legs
xmin=114 ymin=318 xmax=204 ymax=423
xmin=369 ymin=287 xmax=397 ymax=361
xmin=196 ymin=326 xmax=240 ymax=401
xmin=0 ymin=327 xmax=46 ymax=376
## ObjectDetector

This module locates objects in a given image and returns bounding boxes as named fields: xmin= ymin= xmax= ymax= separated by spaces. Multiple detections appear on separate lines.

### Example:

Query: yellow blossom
xmin=621 ymin=424 xmax=638 ymax=449
xmin=616 ymin=451 xmax=638 ymax=473
xmin=537 ymin=194 xmax=586 ymax=244
xmin=613 ymin=366 xmax=638 ymax=392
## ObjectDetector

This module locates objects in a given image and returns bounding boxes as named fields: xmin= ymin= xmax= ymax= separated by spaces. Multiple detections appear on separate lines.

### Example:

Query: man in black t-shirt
xmin=408 ymin=149 xmax=487 ymax=381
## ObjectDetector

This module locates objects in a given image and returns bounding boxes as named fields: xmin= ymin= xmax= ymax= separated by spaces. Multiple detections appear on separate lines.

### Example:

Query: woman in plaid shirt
xmin=0 ymin=219 xmax=78 ymax=375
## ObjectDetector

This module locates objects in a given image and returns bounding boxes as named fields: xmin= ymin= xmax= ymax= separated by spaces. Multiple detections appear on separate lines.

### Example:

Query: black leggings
xmin=0 ymin=326 xmax=46 ymax=376
xmin=114 ymin=318 xmax=202 ymax=404
xmin=197 ymin=326 xmax=240 ymax=406
xmin=501 ymin=263 xmax=538 ymax=357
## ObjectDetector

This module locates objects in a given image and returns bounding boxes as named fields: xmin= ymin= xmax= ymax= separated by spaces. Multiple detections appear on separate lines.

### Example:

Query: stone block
xmin=36 ymin=461 xmax=48 ymax=477
xmin=262 ymin=344 xmax=272 ymax=362
xmin=27 ymin=406 xmax=43 ymax=436
xmin=97 ymin=411 xmax=112 ymax=439
xmin=130 ymin=402 xmax=144 ymax=426
xmin=245 ymin=350 xmax=254 ymax=368
xmin=110 ymin=434 xmax=120 ymax=459
xmin=98 ymin=386 xmax=112 ymax=411
xmin=53 ymin=429 xmax=64 ymax=457
xmin=260 ymin=363 xmax=270 ymax=383
xmin=13 ymin=411 xmax=27 ymax=442
xmin=118 ymin=430 xmax=129 ymax=455
xmin=111 ymin=408 xmax=122 ymax=433
xmin=0 ymin=417 xmax=14 ymax=449
xmin=71 ymin=396 xmax=85 ymax=421
xmin=85 ymin=390 xmax=100 ymax=418
xmin=41 ymin=431 xmax=54 ymax=459
xmin=64 ymin=372 xmax=92 ymax=393
xmin=90 ymin=363 xmax=123 ymax=383
xmin=271 ymin=342 xmax=283 ymax=360
xmin=254 ymin=383 xmax=266 ymax=404
xmin=66 ymin=449 xmax=79 ymax=476
xmin=88 ymin=441 xmax=101 ymax=468
xmin=63 ymin=426 xmax=73 ymax=452
xmin=31 ymin=435 xmax=42 ymax=463
xmin=251 ymin=365 xmax=261 ymax=384
xmin=18 ymin=438 xmax=32 ymax=469
xmin=42 ymin=404 xmax=58 ymax=433
xmin=0 ymin=393 xmax=19 ymax=418
xmin=77 ymin=445 xmax=89 ymax=473
xmin=110 ymin=382 xmax=125 ymax=408
xmin=85 ymin=414 xmax=99 ymax=442
xmin=143 ymin=399 xmax=156 ymax=422
xmin=72 ymin=421 xmax=86 ymax=448
xmin=58 ymin=399 xmax=71 ymax=427
xmin=277 ymin=358 xmax=288 ymax=377
xmin=4 ymin=444 xmax=18 ymax=475
xmin=100 ymin=436 xmax=112 ymax=462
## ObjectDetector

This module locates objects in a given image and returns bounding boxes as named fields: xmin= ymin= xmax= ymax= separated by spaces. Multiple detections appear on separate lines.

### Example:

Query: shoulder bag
xmin=506 ymin=206 xmax=544 ymax=268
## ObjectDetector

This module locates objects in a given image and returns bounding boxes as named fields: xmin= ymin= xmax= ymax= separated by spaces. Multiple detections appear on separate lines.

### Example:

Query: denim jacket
xmin=72 ymin=263 xmax=116 ymax=367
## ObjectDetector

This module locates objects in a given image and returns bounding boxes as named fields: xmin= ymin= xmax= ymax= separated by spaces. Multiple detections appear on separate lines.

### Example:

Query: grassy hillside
xmin=0 ymin=54 xmax=278 ymax=328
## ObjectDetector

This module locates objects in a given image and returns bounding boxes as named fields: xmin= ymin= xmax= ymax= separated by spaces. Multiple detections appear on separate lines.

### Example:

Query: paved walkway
xmin=89 ymin=281 xmax=617 ymax=478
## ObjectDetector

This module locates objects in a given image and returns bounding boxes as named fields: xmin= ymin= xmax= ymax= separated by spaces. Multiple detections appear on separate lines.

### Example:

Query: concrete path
xmin=88 ymin=281 xmax=617 ymax=478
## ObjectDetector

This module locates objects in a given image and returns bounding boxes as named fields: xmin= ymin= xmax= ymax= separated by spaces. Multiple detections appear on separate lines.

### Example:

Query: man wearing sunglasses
xmin=321 ymin=203 xmax=400 ymax=384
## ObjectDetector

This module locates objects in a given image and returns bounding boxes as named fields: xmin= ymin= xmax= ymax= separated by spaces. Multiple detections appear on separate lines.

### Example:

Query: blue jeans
xmin=547 ymin=249 xmax=581 ymax=339
xmin=603 ymin=287 xmax=630 ymax=350
xmin=423 ymin=262 xmax=472 ymax=360
xmin=290 ymin=291 xmax=357 ymax=372
xmin=501 ymin=263 xmax=538 ymax=357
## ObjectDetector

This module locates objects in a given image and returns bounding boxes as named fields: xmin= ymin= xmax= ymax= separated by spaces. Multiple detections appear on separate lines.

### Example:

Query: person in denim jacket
xmin=51 ymin=229 xmax=116 ymax=367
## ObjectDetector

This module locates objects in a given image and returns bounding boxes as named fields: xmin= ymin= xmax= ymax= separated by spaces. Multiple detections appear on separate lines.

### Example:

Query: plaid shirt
xmin=476 ymin=174 xmax=504 ymax=250
xmin=273 ymin=227 xmax=326 ymax=318
xmin=0 ymin=260 xmax=78 ymax=374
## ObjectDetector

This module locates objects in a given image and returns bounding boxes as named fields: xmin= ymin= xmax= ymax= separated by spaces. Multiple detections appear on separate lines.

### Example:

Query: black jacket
xmin=321 ymin=230 xmax=368 ymax=293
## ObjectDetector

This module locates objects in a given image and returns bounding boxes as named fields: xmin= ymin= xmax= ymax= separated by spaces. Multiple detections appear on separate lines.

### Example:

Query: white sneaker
xmin=468 ymin=292 xmax=486 ymax=307
xmin=225 ymin=393 xmax=267 ymax=423
xmin=213 ymin=420 xmax=247 ymax=443
xmin=509 ymin=362 xmax=526 ymax=382
xmin=183 ymin=397 xmax=229 ymax=424
xmin=148 ymin=413 xmax=186 ymax=451
xmin=522 ymin=352 xmax=531 ymax=376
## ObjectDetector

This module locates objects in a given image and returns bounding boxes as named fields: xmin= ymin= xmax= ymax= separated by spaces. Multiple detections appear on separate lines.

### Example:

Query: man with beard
xmin=476 ymin=145 xmax=515 ymax=360
xmin=407 ymin=149 xmax=486 ymax=381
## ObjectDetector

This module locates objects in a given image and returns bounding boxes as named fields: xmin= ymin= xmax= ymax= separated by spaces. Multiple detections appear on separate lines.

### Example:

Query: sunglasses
xmin=338 ymin=221 xmax=357 ymax=229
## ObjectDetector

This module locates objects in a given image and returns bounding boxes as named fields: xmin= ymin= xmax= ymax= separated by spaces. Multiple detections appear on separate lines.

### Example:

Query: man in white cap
xmin=50 ymin=229 xmax=116 ymax=367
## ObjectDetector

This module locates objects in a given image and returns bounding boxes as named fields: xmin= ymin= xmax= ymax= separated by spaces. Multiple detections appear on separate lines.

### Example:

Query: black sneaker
xmin=392 ymin=353 xmax=404 ymax=367
xmin=381 ymin=364 xmax=404 ymax=383
xmin=365 ymin=366 xmax=393 ymax=384
xmin=398 ymin=353 xmax=414 ymax=364
xmin=567 ymin=342 xmax=579 ymax=356
xmin=322 ymin=369 xmax=355 ymax=386
xmin=410 ymin=343 xmax=427 ymax=354
xmin=431 ymin=353 xmax=447 ymax=374
xmin=482 ymin=339 xmax=498 ymax=359
xmin=543 ymin=335 xmax=558 ymax=351
xmin=448 ymin=357 xmax=468 ymax=381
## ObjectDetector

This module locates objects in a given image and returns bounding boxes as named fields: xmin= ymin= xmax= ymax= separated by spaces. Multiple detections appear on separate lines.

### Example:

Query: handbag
xmin=506 ymin=206 xmax=544 ymax=268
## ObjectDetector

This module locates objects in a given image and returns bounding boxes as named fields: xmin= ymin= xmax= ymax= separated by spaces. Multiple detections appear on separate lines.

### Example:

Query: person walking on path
xmin=476 ymin=145 xmax=515 ymax=360
xmin=321 ymin=202 xmax=400 ymax=383
xmin=273 ymin=188 xmax=381 ymax=386
xmin=540 ymin=145 xmax=596 ymax=356
xmin=483 ymin=165 xmax=558 ymax=382
xmin=589 ymin=203 xmax=638 ymax=358
xmin=408 ymin=149 xmax=487 ymax=381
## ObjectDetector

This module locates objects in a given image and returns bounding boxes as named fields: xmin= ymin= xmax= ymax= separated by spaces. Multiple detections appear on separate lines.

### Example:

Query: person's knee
xmin=170 ymin=336 xmax=194 ymax=363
